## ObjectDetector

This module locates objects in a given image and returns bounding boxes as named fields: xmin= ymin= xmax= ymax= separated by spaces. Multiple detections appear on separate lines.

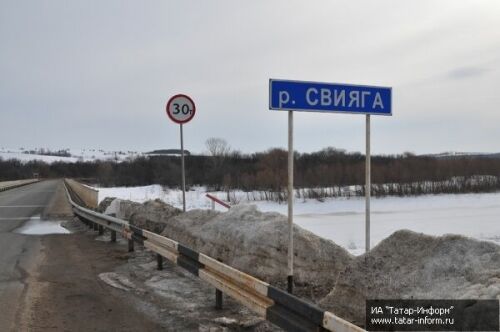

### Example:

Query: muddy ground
xmin=18 ymin=219 xmax=279 ymax=332
xmin=17 ymin=220 xmax=162 ymax=331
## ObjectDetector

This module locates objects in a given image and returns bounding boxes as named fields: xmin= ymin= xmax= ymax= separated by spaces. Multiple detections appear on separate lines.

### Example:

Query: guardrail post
xmin=93 ymin=223 xmax=98 ymax=231
xmin=215 ymin=257 xmax=223 ymax=309
xmin=111 ymin=231 xmax=116 ymax=242
xmin=98 ymin=225 xmax=104 ymax=235
xmin=215 ymin=289 xmax=223 ymax=309
xmin=157 ymin=254 xmax=163 ymax=270
xmin=128 ymin=239 xmax=134 ymax=252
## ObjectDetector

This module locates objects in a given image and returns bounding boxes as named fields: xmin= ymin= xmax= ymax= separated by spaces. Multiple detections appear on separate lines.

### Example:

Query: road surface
xmin=0 ymin=180 xmax=57 ymax=329
xmin=0 ymin=180 xmax=162 ymax=331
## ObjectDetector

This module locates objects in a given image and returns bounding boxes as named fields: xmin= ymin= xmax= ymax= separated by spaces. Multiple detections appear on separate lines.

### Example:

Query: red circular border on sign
xmin=166 ymin=94 xmax=196 ymax=124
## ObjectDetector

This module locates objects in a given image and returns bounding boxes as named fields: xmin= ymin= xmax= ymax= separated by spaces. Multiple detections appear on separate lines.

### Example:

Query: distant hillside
xmin=0 ymin=148 xmax=143 ymax=164
xmin=2 ymin=146 xmax=499 ymax=197
xmin=0 ymin=147 xmax=193 ymax=163
xmin=145 ymin=149 xmax=191 ymax=156
xmin=424 ymin=152 xmax=500 ymax=160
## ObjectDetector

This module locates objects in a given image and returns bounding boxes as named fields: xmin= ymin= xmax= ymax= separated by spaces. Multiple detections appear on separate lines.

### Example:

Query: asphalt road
xmin=0 ymin=180 xmax=162 ymax=331
xmin=0 ymin=180 xmax=59 ymax=330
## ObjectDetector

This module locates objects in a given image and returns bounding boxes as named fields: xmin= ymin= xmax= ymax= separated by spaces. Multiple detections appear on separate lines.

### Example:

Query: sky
xmin=1 ymin=1 xmax=499 ymax=155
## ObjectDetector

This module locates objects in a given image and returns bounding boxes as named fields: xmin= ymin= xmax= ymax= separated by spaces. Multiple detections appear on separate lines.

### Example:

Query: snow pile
xmin=98 ymin=197 xmax=117 ymax=213
xmin=111 ymin=199 xmax=353 ymax=288
xmin=119 ymin=199 xmax=182 ymax=234
xmin=99 ymin=198 xmax=179 ymax=235
xmin=100 ymin=197 xmax=500 ymax=327
xmin=166 ymin=205 xmax=353 ymax=288
xmin=320 ymin=230 xmax=500 ymax=326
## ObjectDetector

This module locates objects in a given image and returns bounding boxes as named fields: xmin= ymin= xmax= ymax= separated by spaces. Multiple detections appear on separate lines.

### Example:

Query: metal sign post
xmin=365 ymin=114 xmax=371 ymax=252
xmin=180 ymin=123 xmax=186 ymax=212
xmin=287 ymin=110 xmax=294 ymax=293
xmin=269 ymin=79 xmax=392 ymax=279
xmin=166 ymin=94 xmax=196 ymax=212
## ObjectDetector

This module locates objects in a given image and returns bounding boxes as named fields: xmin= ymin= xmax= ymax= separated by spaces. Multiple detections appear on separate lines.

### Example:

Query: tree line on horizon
xmin=1 ymin=141 xmax=499 ymax=201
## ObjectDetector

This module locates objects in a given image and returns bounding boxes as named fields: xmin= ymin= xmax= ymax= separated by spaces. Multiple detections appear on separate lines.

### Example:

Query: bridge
xmin=0 ymin=179 xmax=364 ymax=332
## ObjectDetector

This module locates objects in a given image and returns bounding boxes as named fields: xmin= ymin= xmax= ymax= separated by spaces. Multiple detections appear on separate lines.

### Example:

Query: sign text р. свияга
xmin=269 ymin=79 xmax=391 ymax=116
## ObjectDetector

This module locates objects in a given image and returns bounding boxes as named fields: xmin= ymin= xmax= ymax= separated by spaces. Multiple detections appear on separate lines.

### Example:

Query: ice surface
xmin=288 ymin=193 xmax=500 ymax=255
xmin=15 ymin=216 xmax=70 ymax=235
xmin=94 ymin=185 xmax=500 ymax=255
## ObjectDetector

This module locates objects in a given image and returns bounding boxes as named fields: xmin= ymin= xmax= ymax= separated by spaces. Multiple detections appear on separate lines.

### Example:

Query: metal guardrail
xmin=0 ymin=179 xmax=40 ymax=192
xmin=64 ymin=180 xmax=364 ymax=332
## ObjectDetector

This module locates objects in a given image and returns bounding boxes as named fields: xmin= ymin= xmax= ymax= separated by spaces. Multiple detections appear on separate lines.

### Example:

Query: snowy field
xmin=0 ymin=150 xmax=80 ymax=163
xmin=0 ymin=147 xmax=142 ymax=163
xmin=95 ymin=185 xmax=500 ymax=255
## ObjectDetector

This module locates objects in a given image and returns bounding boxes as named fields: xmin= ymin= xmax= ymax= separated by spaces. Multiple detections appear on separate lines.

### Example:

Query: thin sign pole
xmin=287 ymin=110 xmax=294 ymax=293
xmin=180 ymin=123 xmax=186 ymax=212
xmin=365 ymin=114 xmax=371 ymax=252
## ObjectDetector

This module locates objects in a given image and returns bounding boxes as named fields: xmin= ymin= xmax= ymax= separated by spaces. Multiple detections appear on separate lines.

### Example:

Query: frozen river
xmin=96 ymin=185 xmax=500 ymax=255
xmin=255 ymin=192 xmax=500 ymax=255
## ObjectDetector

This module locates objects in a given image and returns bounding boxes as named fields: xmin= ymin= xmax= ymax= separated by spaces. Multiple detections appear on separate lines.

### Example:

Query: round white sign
xmin=166 ymin=94 xmax=196 ymax=124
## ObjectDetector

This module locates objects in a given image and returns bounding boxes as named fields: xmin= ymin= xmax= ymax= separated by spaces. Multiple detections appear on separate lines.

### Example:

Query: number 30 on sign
xmin=166 ymin=94 xmax=196 ymax=124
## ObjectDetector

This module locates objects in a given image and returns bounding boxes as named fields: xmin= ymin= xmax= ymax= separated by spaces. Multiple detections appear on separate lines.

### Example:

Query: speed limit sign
xmin=166 ymin=94 xmax=196 ymax=124
xmin=165 ymin=93 xmax=196 ymax=212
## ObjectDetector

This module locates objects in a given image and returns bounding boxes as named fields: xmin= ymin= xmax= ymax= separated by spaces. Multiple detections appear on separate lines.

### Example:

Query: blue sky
xmin=1 ymin=1 xmax=499 ymax=154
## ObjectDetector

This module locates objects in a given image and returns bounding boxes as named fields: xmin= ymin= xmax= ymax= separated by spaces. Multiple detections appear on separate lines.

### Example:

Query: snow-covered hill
xmin=0 ymin=147 xmax=144 ymax=164
xmin=424 ymin=151 xmax=500 ymax=159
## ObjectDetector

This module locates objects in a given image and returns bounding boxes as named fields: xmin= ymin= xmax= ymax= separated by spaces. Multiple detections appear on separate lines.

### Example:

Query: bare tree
xmin=205 ymin=137 xmax=231 ymax=190
xmin=205 ymin=137 xmax=230 ymax=157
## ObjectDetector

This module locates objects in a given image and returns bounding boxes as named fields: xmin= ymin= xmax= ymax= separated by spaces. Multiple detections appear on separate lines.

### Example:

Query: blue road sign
xmin=269 ymin=79 xmax=392 ymax=115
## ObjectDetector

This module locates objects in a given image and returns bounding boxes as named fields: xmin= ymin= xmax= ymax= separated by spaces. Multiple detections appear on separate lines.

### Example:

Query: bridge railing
xmin=0 ymin=179 xmax=39 ymax=192
xmin=64 ymin=179 xmax=364 ymax=332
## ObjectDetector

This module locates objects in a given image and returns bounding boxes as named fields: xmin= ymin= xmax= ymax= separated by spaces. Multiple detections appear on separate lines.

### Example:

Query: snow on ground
xmin=96 ymin=185 xmax=213 ymax=210
xmin=94 ymin=184 xmax=500 ymax=255
xmin=265 ymin=193 xmax=500 ymax=255
xmin=15 ymin=216 xmax=70 ymax=235
xmin=0 ymin=151 xmax=80 ymax=163
xmin=0 ymin=147 xmax=143 ymax=163
xmin=67 ymin=148 xmax=143 ymax=162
